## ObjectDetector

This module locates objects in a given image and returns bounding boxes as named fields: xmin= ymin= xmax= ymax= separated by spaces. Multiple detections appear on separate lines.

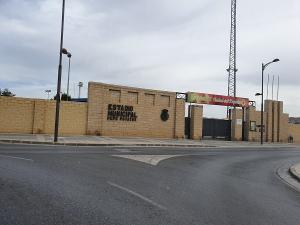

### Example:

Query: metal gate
xmin=202 ymin=118 xmax=231 ymax=140
xmin=185 ymin=117 xmax=191 ymax=139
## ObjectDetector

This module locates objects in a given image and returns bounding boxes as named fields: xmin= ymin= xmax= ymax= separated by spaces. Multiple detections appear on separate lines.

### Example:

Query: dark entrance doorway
xmin=185 ymin=117 xmax=191 ymax=139
xmin=202 ymin=118 xmax=231 ymax=140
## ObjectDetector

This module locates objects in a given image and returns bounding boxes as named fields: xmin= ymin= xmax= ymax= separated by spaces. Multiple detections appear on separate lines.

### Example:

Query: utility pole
xmin=277 ymin=76 xmax=280 ymax=101
xmin=227 ymin=0 xmax=238 ymax=118
xmin=256 ymin=59 xmax=280 ymax=145
xmin=66 ymin=52 xmax=72 ymax=100
xmin=271 ymin=75 xmax=275 ymax=100
xmin=266 ymin=74 xmax=270 ymax=99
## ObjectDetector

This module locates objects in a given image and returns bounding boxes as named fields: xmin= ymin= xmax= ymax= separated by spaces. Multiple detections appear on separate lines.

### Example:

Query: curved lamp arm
xmin=263 ymin=58 xmax=280 ymax=70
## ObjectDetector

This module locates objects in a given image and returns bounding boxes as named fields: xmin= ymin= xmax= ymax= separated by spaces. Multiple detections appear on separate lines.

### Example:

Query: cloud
xmin=0 ymin=0 xmax=299 ymax=118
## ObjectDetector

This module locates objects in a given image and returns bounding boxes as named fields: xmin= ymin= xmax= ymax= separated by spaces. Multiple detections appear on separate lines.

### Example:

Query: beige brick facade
xmin=87 ymin=82 xmax=185 ymax=139
xmin=289 ymin=124 xmax=300 ymax=143
xmin=244 ymin=106 xmax=267 ymax=142
xmin=280 ymin=113 xmax=289 ymax=142
xmin=43 ymin=101 xmax=87 ymax=135
xmin=0 ymin=96 xmax=87 ymax=135
xmin=0 ymin=97 xmax=35 ymax=133
xmin=1 ymin=83 xmax=300 ymax=143
xmin=232 ymin=100 xmax=299 ymax=143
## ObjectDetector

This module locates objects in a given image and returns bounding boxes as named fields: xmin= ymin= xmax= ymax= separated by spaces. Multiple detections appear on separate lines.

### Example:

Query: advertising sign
xmin=187 ymin=92 xmax=249 ymax=108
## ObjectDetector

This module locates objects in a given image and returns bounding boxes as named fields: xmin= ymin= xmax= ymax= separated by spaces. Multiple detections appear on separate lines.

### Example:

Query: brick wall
xmin=1 ymin=88 xmax=299 ymax=143
xmin=245 ymin=100 xmax=292 ymax=143
xmin=280 ymin=113 xmax=289 ymax=142
xmin=289 ymin=124 xmax=300 ymax=143
xmin=0 ymin=96 xmax=87 ymax=135
xmin=0 ymin=97 xmax=35 ymax=133
xmin=43 ymin=101 xmax=87 ymax=135
xmin=246 ymin=106 xmax=267 ymax=142
xmin=87 ymin=82 xmax=185 ymax=139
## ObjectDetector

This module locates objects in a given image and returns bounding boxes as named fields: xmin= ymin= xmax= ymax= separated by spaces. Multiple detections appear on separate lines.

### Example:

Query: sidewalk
xmin=0 ymin=133 xmax=298 ymax=148
xmin=289 ymin=163 xmax=300 ymax=182
xmin=0 ymin=134 xmax=210 ymax=147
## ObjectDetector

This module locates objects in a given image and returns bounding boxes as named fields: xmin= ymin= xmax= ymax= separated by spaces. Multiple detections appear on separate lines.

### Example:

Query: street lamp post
xmin=45 ymin=90 xmax=51 ymax=100
xmin=78 ymin=82 xmax=83 ymax=98
xmin=256 ymin=58 xmax=280 ymax=145
xmin=67 ymin=52 xmax=72 ymax=100
xmin=54 ymin=0 xmax=66 ymax=143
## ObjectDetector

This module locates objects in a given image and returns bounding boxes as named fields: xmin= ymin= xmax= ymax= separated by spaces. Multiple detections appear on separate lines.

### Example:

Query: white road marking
xmin=0 ymin=154 xmax=33 ymax=162
xmin=107 ymin=181 xmax=167 ymax=210
xmin=112 ymin=155 xmax=181 ymax=166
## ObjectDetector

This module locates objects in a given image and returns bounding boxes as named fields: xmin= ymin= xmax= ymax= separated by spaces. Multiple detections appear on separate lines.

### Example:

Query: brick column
xmin=174 ymin=99 xmax=185 ymax=139
xmin=277 ymin=101 xmax=283 ymax=142
xmin=189 ymin=105 xmax=203 ymax=140
xmin=245 ymin=107 xmax=251 ymax=141
xmin=87 ymin=82 xmax=104 ymax=135
xmin=272 ymin=101 xmax=278 ymax=142
xmin=264 ymin=100 xmax=273 ymax=142
xmin=231 ymin=108 xmax=243 ymax=141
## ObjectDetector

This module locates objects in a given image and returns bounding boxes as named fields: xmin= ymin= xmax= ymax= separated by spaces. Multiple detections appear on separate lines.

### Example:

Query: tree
xmin=61 ymin=93 xmax=71 ymax=101
xmin=0 ymin=88 xmax=15 ymax=97
xmin=53 ymin=93 xmax=71 ymax=101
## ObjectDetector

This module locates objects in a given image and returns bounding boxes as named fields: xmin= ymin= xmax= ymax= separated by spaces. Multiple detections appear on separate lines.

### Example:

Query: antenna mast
xmin=227 ymin=0 xmax=237 ymax=116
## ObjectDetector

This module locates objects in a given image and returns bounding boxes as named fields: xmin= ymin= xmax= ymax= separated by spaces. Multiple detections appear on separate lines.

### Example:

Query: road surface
xmin=1 ymin=144 xmax=300 ymax=225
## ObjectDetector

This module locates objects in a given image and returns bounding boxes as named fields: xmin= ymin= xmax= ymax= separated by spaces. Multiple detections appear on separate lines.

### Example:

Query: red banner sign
xmin=187 ymin=92 xmax=249 ymax=108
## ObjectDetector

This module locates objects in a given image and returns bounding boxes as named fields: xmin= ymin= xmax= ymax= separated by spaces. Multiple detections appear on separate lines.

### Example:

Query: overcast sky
xmin=0 ymin=0 xmax=299 ymax=118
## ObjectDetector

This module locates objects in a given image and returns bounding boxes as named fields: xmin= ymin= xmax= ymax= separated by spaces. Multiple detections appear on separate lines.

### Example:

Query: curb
xmin=289 ymin=164 xmax=300 ymax=183
xmin=0 ymin=139 xmax=212 ymax=148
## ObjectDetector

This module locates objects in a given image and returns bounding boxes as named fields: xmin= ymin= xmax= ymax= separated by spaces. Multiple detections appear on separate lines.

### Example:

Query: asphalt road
xmin=1 ymin=144 xmax=300 ymax=225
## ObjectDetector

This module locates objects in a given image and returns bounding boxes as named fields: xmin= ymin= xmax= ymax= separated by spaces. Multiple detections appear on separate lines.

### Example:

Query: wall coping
xmin=0 ymin=96 xmax=87 ymax=105
xmin=88 ymin=81 xmax=178 ymax=96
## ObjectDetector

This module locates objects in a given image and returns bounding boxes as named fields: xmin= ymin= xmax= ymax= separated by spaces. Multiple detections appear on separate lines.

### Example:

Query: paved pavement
xmin=1 ymin=143 xmax=300 ymax=224
xmin=0 ymin=134 xmax=209 ymax=147
xmin=0 ymin=133 xmax=298 ymax=148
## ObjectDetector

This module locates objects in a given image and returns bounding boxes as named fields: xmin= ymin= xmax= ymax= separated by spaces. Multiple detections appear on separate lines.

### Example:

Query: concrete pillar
xmin=174 ymin=99 xmax=185 ymax=139
xmin=231 ymin=108 xmax=243 ymax=141
xmin=277 ymin=101 xmax=283 ymax=142
xmin=87 ymin=82 xmax=104 ymax=135
xmin=189 ymin=105 xmax=203 ymax=140
xmin=245 ymin=107 xmax=251 ymax=141
xmin=272 ymin=101 xmax=278 ymax=142
xmin=264 ymin=100 xmax=273 ymax=142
